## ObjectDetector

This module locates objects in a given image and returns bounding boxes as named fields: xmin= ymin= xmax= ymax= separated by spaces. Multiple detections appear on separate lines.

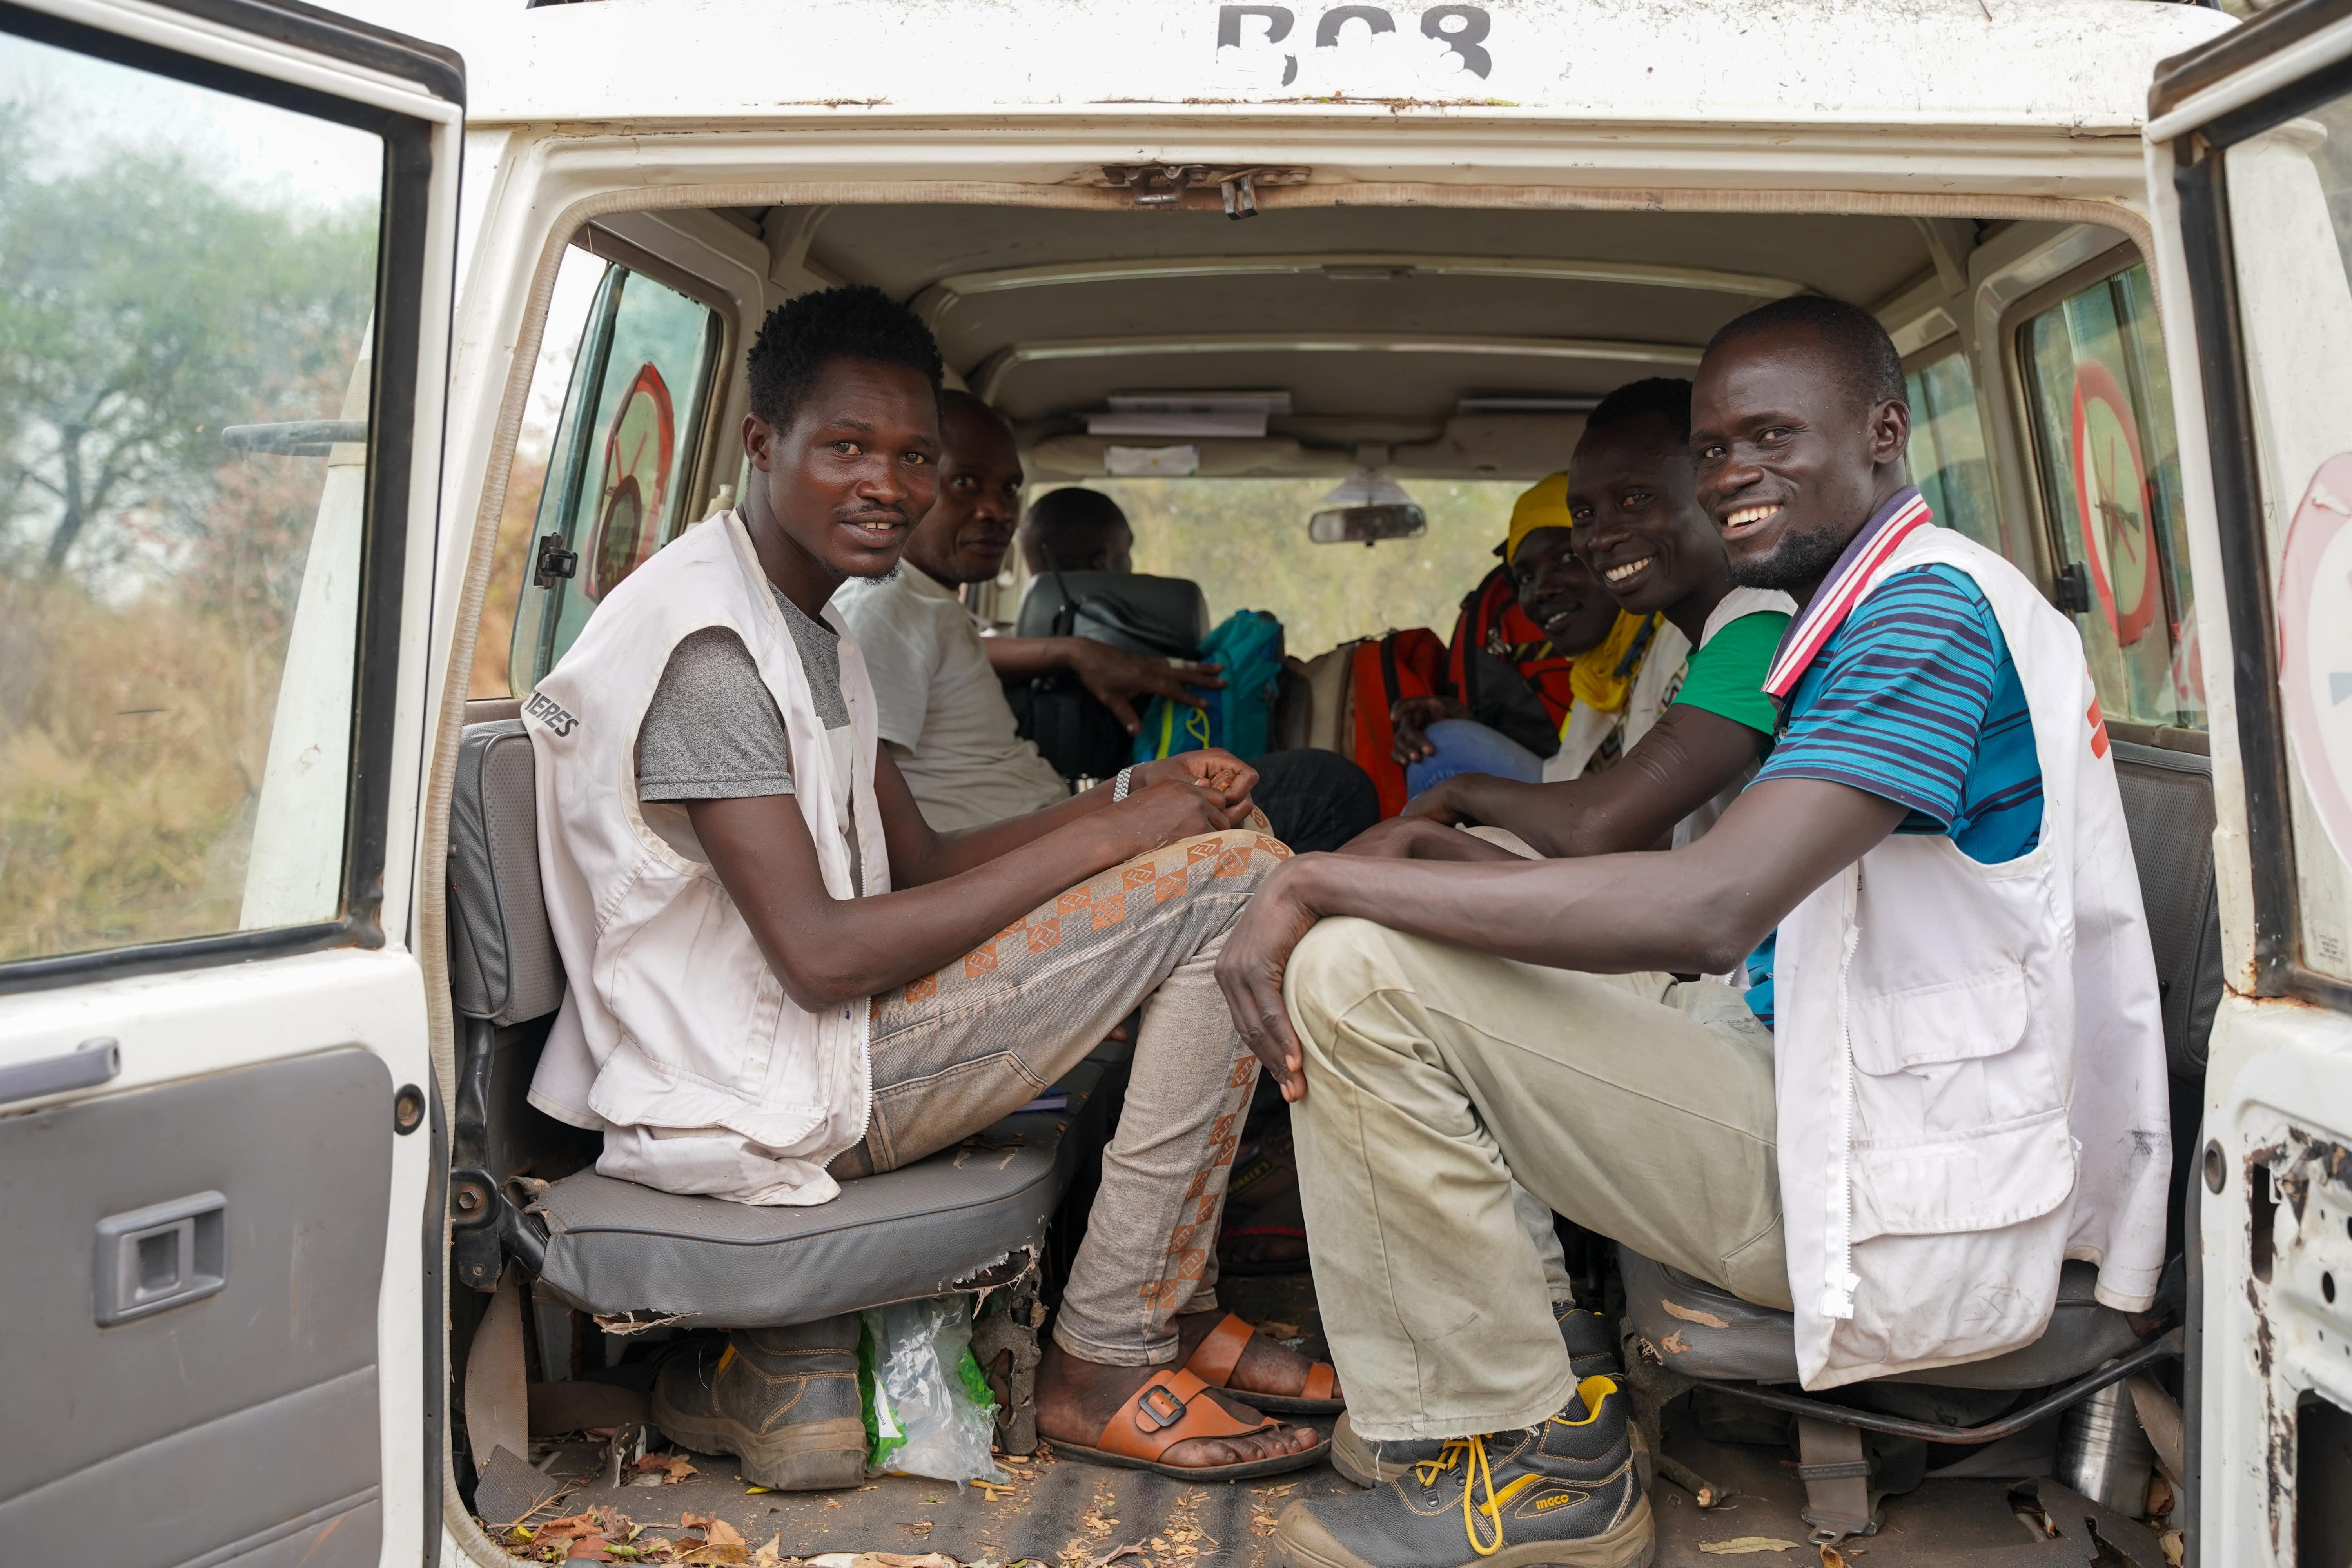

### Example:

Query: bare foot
xmin=1034 ymin=1341 xmax=1322 ymax=1469
xmin=1175 ymin=1310 xmax=1343 ymax=1403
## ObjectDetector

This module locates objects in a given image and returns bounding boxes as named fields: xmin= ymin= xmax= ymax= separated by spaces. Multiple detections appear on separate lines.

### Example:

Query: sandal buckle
xmin=1135 ymin=1382 xmax=1189 ymax=1431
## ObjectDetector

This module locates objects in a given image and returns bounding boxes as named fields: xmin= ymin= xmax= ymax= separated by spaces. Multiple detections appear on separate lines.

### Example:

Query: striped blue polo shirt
xmin=1742 ymin=562 xmax=2044 ymax=1029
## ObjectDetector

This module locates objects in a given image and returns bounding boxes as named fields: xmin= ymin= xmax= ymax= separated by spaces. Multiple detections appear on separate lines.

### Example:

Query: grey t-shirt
xmin=635 ymin=588 xmax=848 ymax=800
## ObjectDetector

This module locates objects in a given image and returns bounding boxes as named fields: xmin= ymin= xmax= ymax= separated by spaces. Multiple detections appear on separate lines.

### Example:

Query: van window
xmin=1085 ymin=478 xmax=1532 ymax=659
xmin=507 ymin=257 xmax=726 ymax=690
xmin=2217 ymin=93 xmax=2352 ymax=984
xmin=1903 ymin=345 xmax=2004 ymax=558
xmin=2018 ymin=263 xmax=2203 ymax=733
xmin=469 ymin=244 xmax=606 ymax=699
xmin=0 ymin=31 xmax=381 ymax=963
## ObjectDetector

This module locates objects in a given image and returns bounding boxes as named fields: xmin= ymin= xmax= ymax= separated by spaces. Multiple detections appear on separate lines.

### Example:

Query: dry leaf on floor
xmin=1256 ymin=1321 xmax=1301 ymax=1339
xmin=566 ymin=1539 xmax=615 ymax=1563
xmin=753 ymin=1537 xmax=785 ymax=1568
xmin=1087 ymin=1541 xmax=1148 ymax=1568
xmin=1818 ymin=1548 xmax=1846 ymax=1568
xmin=1696 ymin=1541 xmax=1802 ymax=1556
xmin=2161 ymin=1531 xmax=2186 ymax=1568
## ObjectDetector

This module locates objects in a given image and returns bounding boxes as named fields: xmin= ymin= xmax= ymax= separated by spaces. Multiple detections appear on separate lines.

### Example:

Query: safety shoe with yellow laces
xmin=1332 ymin=1305 xmax=1624 ymax=1489
xmin=1272 ymin=1377 xmax=1653 ymax=1568
xmin=650 ymin=1319 xmax=868 ymax=1490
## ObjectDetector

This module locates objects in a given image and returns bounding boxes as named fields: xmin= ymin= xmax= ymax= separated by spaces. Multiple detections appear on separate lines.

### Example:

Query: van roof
xmin=456 ymin=0 xmax=2229 ymax=133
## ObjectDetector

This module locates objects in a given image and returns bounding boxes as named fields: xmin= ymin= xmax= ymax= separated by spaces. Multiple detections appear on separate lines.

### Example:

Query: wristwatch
xmin=1112 ymin=765 xmax=1136 ymax=803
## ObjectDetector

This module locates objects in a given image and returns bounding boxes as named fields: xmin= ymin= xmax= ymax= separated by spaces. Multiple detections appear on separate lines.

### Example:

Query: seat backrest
xmin=2112 ymin=741 xmax=2224 ymax=1077
xmin=448 ymin=719 xmax=566 ymax=1026
xmin=1014 ymin=570 xmax=1211 ymax=653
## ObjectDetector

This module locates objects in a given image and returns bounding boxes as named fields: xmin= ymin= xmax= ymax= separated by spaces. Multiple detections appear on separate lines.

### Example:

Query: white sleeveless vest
xmin=523 ymin=512 xmax=890 ymax=1206
xmin=1773 ymin=526 xmax=2171 ymax=1389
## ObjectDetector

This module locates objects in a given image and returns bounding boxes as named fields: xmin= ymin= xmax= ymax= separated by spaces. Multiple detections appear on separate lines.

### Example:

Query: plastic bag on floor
xmin=857 ymin=1296 xmax=1009 ymax=1486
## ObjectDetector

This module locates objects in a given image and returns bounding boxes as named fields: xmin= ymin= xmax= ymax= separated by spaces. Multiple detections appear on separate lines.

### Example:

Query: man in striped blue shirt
xmin=1741 ymin=500 xmax=2044 ymax=1026
xmin=1211 ymin=294 xmax=2112 ymax=1568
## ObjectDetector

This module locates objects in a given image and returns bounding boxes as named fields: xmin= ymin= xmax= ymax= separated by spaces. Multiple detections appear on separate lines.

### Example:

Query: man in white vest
xmin=1214 ymin=295 xmax=2171 ymax=1568
xmin=525 ymin=287 xmax=1338 ymax=1491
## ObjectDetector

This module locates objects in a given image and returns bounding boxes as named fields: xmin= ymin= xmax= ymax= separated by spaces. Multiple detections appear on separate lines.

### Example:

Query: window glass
xmin=470 ymin=245 xmax=604 ymax=699
xmin=2226 ymin=102 xmax=2352 ymax=983
xmin=0 ymin=32 xmax=381 ymax=962
xmin=1083 ymin=478 xmax=1530 ymax=660
xmin=1903 ymin=346 xmax=2004 ymax=557
xmin=2020 ymin=263 xmax=2203 ymax=732
xmin=510 ymin=263 xmax=724 ymax=688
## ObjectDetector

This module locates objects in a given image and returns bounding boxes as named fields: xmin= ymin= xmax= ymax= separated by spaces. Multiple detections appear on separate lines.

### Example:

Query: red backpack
xmin=1347 ymin=629 xmax=1448 ymax=817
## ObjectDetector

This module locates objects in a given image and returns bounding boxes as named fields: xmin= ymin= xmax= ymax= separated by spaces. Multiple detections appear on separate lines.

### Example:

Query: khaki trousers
xmin=1284 ymin=915 xmax=1788 ymax=1442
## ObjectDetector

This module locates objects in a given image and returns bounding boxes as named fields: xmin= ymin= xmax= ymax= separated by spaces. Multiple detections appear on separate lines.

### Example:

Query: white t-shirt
xmin=833 ymin=564 xmax=1070 ymax=832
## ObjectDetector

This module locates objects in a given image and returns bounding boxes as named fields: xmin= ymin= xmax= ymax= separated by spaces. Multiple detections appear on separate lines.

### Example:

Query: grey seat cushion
xmin=449 ymin=720 xmax=565 ymax=1026
xmin=532 ymin=1109 xmax=1076 ymax=1329
xmin=1618 ymin=1247 xmax=2143 ymax=1389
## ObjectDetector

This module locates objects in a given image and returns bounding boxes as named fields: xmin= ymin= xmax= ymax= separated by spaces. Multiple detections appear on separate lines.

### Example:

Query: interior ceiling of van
xmin=717 ymin=203 xmax=2039 ymax=481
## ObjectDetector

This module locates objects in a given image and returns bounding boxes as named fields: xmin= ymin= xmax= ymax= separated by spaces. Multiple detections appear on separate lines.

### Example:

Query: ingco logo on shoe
xmin=1515 ymin=1485 xmax=1591 ymax=1516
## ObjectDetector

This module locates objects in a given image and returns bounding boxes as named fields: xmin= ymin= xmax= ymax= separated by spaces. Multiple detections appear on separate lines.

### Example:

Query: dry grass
xmin=468 ymin=445 xmax=546 ymax=699
xmin=0 ymin=575 xmax=276 ymax=960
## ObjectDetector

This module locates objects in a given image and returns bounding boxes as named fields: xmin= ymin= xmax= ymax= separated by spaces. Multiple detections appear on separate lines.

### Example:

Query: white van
xmin=7 ymin=0 xmax=2352 ymax=1563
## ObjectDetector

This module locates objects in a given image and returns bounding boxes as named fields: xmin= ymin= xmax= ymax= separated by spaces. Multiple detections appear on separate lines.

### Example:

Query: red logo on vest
xmin=2087 ymin=696 xmax=2109 ymax=760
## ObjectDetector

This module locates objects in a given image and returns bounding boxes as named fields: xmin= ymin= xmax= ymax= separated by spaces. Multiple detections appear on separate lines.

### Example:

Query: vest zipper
xmin=1823 ymin=862 xmax=1865 ymax=1322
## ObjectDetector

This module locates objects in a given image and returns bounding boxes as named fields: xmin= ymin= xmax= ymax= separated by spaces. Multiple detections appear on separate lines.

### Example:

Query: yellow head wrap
xmin=1567 ymin=612 xmax=1661 ymax=716
xmin=1504 ymin=472 xmax=1574 ymax=564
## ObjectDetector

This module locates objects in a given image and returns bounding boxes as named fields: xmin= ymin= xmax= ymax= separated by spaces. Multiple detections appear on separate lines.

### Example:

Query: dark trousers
xmin=1251 ymin=748 xmax=1381 ymax=855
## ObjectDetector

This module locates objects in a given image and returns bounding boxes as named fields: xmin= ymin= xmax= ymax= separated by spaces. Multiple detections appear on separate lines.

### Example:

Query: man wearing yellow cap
xmin=1386 ymin=472 xmax=1622 ymax=793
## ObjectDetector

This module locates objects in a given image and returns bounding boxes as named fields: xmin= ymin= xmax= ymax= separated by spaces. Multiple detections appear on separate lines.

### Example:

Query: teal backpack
xmin=1133 ymin=610 xmax=1285 ymax=764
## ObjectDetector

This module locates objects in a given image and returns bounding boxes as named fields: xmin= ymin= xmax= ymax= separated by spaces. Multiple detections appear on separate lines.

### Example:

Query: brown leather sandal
xmin=1052 ymin=1367 xmax=1327 ymax=1481
xmin=1183 ymin=1311 xmax=1344 ymax=1416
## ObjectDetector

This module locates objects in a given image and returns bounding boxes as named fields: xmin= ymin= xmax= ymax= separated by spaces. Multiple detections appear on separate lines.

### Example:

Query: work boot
xmin=1276 ymin=1378 xmax=1652 ymax=1568
xmin=651 ymin=1318 xmax=867 ymax=1491
xmin=1332 ymin=1303 xmax=1624 ymax=1488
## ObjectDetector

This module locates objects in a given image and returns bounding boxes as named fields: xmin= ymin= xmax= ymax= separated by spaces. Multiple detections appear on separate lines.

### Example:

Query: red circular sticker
xmin=585 ymin=363 xmax=677 ymax=600
xmin=2278 ymin=452 xmax=2352 ymax=872
xmin=2071 ymin=361 xmax=2159 ymax=647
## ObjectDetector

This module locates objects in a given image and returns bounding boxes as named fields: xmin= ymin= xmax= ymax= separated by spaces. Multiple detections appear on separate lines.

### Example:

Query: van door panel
xmin=2149 ymin=9 xmax=2352 ymax=1563
xmin=0 ymin=1049 xmax=392 ymax=1565
xmin=0 ymin=3 xmax=463 ymax=1562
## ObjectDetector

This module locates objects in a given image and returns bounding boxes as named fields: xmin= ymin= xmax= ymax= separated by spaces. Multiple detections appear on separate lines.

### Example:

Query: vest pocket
xmin=1852 ymin=1108 xmax=2076 ymax=1238
xmin=1846 ymin=962 xmax=2074 ymax=1238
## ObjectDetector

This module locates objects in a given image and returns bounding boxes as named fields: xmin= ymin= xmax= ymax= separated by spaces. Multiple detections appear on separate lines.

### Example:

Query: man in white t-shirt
xmin=838 ymin=394 xmax=1380 ymax=850
xmin=836 ymin=393 xmax=1213 ymax=831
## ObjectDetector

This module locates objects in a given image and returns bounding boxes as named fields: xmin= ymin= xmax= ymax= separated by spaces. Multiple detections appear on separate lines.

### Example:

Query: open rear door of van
xmin=2148 ymin=4 xmax=2352 ymax=1564
xmin=0 ymin=2 xmax=460 ymax=1564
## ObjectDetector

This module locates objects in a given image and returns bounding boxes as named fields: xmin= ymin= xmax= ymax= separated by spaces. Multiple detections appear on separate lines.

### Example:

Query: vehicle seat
xmin=1015 ymin=570 xmax=1210 ymax=654
xmin=1619 ymin=1251 xmax=2141 ymax=1388
xmin=1614 ymin=742 xmax=2216 ymax=1539
xmin=446 ymin=718 xmax=1082 ymax=1328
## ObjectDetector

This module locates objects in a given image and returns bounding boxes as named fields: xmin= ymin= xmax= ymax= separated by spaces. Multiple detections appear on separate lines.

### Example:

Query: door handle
xmin=96 ymin=1192 xmax=227 ymax=1326
xmin=0 ymin=1037 xmax=119 ymax=1107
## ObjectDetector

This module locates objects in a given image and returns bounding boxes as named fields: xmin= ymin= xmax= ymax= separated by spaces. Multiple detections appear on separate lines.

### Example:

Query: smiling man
xmin=525 ymin=288 xmax=1338 ymax=1492
xmin=835 ymin=391 xmax=1219 ymax=831
xmin=1216 ymin=295 xmax=2171 ymax=1568
xmin=1360 ymin=377 xmax=1792 ymax=858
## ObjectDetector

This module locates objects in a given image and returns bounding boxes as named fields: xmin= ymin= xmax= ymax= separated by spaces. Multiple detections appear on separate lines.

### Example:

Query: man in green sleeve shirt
xmin=1346 ymin=376 xmax=1792 ymax=862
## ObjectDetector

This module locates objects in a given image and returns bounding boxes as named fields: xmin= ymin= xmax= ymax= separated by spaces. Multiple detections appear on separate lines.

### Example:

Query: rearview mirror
xmin=1309 ymin=503 xmax=1428 ymax=545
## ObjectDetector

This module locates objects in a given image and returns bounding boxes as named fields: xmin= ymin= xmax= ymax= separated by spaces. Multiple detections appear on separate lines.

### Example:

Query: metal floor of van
xmin=486 ymin=1278 xmax=2169 ymax=1568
